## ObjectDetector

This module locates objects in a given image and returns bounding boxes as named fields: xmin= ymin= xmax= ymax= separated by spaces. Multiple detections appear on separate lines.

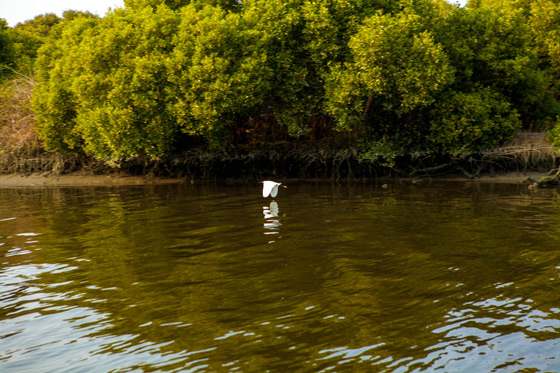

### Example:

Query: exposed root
xmin=0 ymin=127 xmax=557 ymax=181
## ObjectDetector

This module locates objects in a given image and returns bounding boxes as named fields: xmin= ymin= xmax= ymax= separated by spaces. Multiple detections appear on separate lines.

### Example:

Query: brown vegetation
xmin=472 ymin=132 xmax=558 ymax=177
xmin=0 ymin=74 xmax=40 ymax=155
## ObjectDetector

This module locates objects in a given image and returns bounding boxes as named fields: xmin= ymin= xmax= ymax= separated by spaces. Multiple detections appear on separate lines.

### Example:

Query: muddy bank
xmin=411 ymin=171 xmax=547 ymax=184
xmin=0 ymin=133 xmax=557 ymax=185
xmin=0 ymin=172 xmax=186 ymax=186
xmin=0 ymin=170 xmax=547 ymax=187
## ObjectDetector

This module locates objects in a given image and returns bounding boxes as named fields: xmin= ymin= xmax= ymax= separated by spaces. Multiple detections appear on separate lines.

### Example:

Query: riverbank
xmin=0 ymin=132 xmax=556 ymax=185
xmin=0 ymin=170 xmax=548 ymax=187
xmin=0 ymin=172 xmax=186 ymax=186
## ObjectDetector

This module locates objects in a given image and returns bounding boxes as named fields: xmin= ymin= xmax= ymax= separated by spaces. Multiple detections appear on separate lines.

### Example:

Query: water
xmin=1 ymin=181 xmax=560 ymax=372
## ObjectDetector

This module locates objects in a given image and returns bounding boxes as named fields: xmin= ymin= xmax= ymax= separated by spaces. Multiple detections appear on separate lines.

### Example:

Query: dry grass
xmin=0 ymin=75 xmax=42 ymax=155
xmin=483 ymin=131 xmax=559 ymax=172
xmin=0 ymin=75 xmax=72 ymax=175
xmin=494 ymin=132 xmax=556 ymax=158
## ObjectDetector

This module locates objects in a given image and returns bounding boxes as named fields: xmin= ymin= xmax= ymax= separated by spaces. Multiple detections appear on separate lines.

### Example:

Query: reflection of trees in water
xmin=3 ymin=183 xmax=560 ymax=371
xmin=8 ymin=185 xmax=300 ymax=370
xmin=312 ymin=183 xmax=560 ymax=369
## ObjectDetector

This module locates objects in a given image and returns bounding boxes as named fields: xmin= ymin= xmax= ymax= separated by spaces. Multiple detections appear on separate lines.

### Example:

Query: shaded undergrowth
xmin=1 ymin=137 xmax=557 ymax=181
xmin=0 ymin=76 xmax=557 ymax=181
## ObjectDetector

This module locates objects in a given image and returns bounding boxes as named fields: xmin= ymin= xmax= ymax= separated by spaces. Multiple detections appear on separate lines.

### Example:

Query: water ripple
xmin=2 ymin=183 xmax=560 ymax=371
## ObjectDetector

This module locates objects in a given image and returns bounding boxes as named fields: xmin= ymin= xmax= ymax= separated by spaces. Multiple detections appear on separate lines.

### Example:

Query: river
xmin=1 ymin=180 xmax=560 ymax=372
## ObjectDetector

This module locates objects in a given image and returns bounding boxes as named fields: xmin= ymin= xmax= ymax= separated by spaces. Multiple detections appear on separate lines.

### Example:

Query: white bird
xmin=261 ymin=180 xmax=286 ymax=198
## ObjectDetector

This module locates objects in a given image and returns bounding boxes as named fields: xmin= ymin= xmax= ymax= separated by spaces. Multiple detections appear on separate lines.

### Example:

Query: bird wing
xmin=270 ymin=184 xmax=279 ymax=198
xmin=262 ymin=181 xmax=274 ymax=198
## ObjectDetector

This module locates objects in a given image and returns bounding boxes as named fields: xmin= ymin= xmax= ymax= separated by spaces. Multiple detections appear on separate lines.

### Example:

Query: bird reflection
xmin=263 ymin=201 xmax=281 ymax=236
xmin=263 ymin=201 xmax=279 ymax=219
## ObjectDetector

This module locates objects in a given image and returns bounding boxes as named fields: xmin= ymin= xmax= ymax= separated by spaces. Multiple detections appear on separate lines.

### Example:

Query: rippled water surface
xmin=2 ymin=181 xmax=560 ymax=372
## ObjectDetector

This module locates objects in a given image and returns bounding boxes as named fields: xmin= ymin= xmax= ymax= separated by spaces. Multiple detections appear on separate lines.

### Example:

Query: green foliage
xmin=5 ymin=12 xmax=98 ymax=76
xmin=32 ymin=16 xmax=98 ymax=153
xmin=0 ymin=19 xmax=15 ymax=78
xmin=168 ymin=3 xmax=271 ymax=148
xmin=349 ymin=10 xmax=453 ymax=113
xmin=439 ymin=1 xmax=554 ymax=128
xmin=546 ymin=125 xmax=560 ymax=160
xmin=27 ymin=0 xmax=560 ymax=163
xmin=34 ymin=3 xmax=267 ymax=158
xmin=13 ymin=13 xmax=61 ymax=37
xmin=8 ymin=14 xmax=62 ymax=75
xmin=300 ymin=0 xmax=395 ymax=74
xmin=124 ymin=0 xmax=190 ymax=10
xmin=547 ymin=116 xmax=560 ymax=148
xmin=325 ymin=3 xmax=454 ymax=150
xmin=124 ymin=0 xmax=242 ymax=11
xmin=530 ymin=0 xmax=560 ymax=66
xmin=428 ymin=87 xmax=522 ymax=152
xmin=34 ymin=6 xmax=182 ymax=160
xmin=243 ymin=0 xmax=393 ymax=136
xmin=242 ymin=0 xmax=314 ymax=136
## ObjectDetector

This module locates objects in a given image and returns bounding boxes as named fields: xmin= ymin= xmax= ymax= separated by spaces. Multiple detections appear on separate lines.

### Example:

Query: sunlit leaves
xmin=325 ymin=5 xmax=454 ymax=145
xmin=166 ymin=4 xmax=273 ymax=148
xmin=28 ymin=0 xmax=560 ymax=162
xmin=0 ymin=20 xmax=15 ymax=78
xmin=32 ymin=16 xmax=99 ymax=153
xmin=529 ymin=0 xmax=560 ymax=79
xmin=349 ymin=11 xmax=453 ymax=113
xmin=429 ymin=87 xmax=522 ymax=152
xmin=33 ymin=6 xmax=180 ymax=160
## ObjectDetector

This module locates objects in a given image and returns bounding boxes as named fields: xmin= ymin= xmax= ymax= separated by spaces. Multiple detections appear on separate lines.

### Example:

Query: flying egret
xmin=261 ymin=180 xmax=286 ymax=198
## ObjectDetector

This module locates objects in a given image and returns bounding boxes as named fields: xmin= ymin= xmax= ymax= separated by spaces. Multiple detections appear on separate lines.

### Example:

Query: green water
xmin=1 ymin=181 xmax=560 ymax=372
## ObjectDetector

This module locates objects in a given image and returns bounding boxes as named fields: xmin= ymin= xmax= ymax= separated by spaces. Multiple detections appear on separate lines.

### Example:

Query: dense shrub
xmin=1 ymin=0 xmax=556 ymax=163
